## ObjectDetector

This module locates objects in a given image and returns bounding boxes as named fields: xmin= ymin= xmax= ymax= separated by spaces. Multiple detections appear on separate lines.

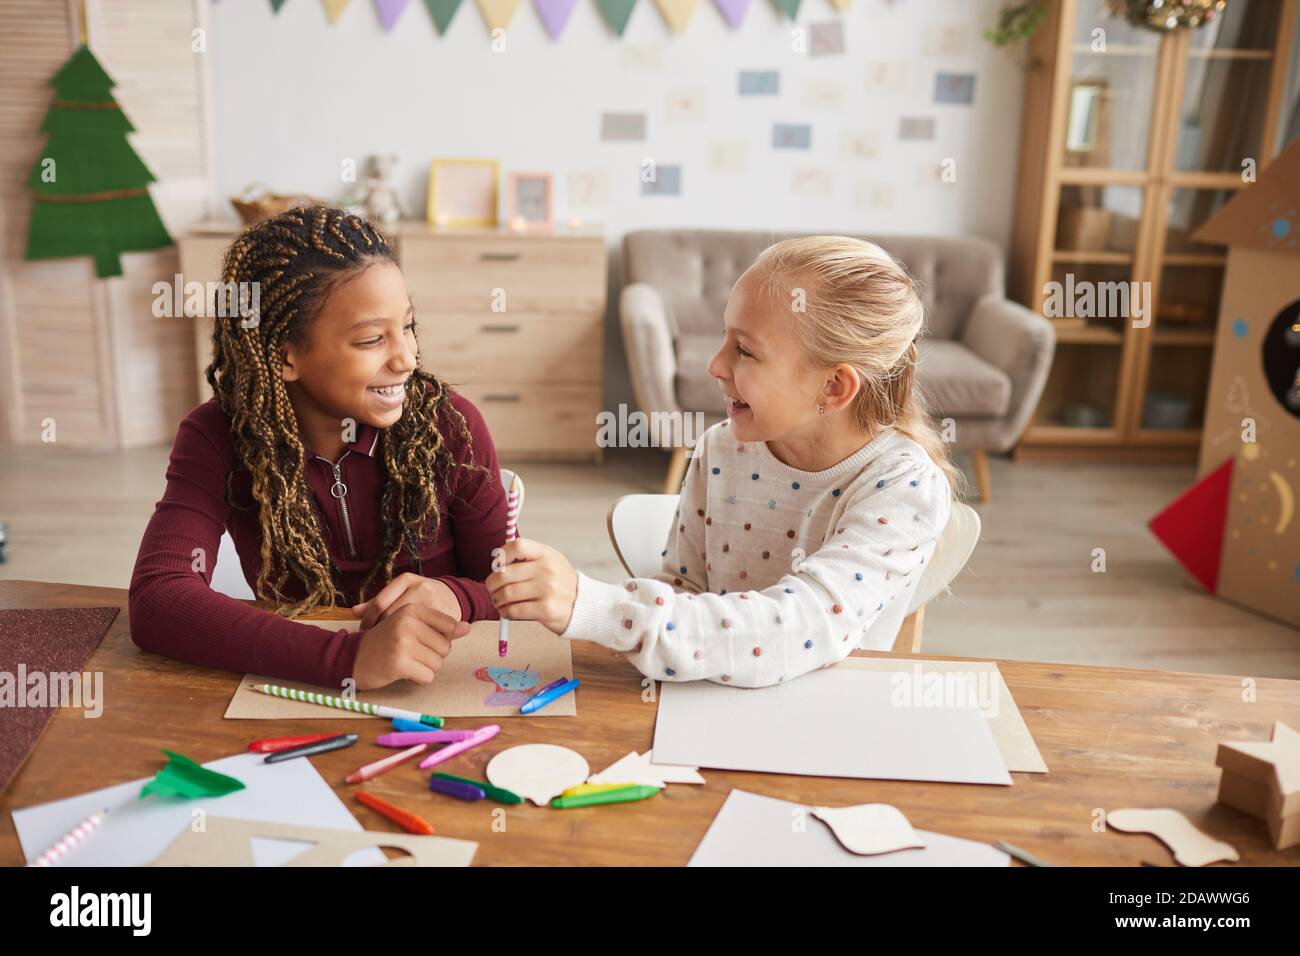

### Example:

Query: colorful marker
xmin=376 ymin=730 xmax=479 ymax=748
xmin=356 ymin=790 xmax=435 ymax=835
xmin=429 ymin=777 xmax=486 ymax=801
xmin=520 ymin=678 xmax=579 ymax=715
xmin=551 ymin=784 xmax=661 ymax=809
xmin=252 ymin=683 xmax=443 ymax=727
xmin=417 ymin=724 xmax=500 ymax=770
xmin=499 ymin=474 xmax=522 ymax=657
xmin=263 ymin=733 xmax=358 ymax=763
xmin=561 ymin=782 xmax=642 ymax=798
xmin=431 ymin=772 xmax=523 ymax=805
xmin=248 ymin=733 xmax=342 ymax=754
xmin=345 ymin=743 xmax=428 ymax=783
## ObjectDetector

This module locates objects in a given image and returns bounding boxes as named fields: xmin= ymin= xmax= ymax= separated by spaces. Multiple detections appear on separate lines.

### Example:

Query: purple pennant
xmin=534 ymin=0 xmax=577 ymax=39
xmin=713 ymin=0 xmax=749 ymax=29
xmin=374 ymin=0 xmax=410 ymax=30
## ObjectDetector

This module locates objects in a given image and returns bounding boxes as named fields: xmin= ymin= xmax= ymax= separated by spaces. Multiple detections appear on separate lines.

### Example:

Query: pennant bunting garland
xmin=476 ymin=0 xmax=521 ymax=31
xmin=712 ymin=0 xmax=748 ymax=28
xmin=773 ymin=0 xmax=800 ymax=19
xmin=597 ymin=0 xmax=637 ymax=35
xmin=654 ymin=0 xmax=698 ymax=33
xmin=423 ymin=0 xmax=465 ymax=32
xmin=374 ymin=0 xmax=411 ymax=29
xmin=827 ymin=0 xmax=852 ymax=9
xmin=321 ymin=0 xmax=351 ymax=22
xmin=269 ymin=0 xmax=289 ymax=12
xmin=534 ymin=0 xmax=578 ymax=39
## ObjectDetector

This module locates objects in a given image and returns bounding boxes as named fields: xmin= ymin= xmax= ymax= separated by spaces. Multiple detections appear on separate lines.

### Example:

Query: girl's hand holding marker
xmin=487 ymin=538 xmax=580 ymax=636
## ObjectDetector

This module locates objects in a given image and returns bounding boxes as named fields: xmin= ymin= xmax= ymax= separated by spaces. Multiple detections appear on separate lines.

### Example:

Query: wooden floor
xmin=1 ymin=443 xmax=1295 ymax=678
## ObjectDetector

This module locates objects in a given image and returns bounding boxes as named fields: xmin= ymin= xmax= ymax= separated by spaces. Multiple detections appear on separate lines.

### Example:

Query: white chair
xmin=209 ymin=469 xmax=526 ymax=601
xmin=606 ymin=493 xmax=980 ymax=654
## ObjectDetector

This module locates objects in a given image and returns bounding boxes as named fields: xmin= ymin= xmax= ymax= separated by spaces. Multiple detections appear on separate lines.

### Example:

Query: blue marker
xmin=519 ymin=678 xmax=580 ymax=715
xmin=392 ymin=717 xmax=441 ymax=734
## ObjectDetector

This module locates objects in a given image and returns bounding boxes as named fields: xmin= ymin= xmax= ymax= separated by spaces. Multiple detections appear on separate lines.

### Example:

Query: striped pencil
xmin=28 ymin=807 xmax=110 ymax=867
xmin=252 ymin=683 xmax=443 ymax=727
xmin=499 ymin=474 xmax=522 ymax=658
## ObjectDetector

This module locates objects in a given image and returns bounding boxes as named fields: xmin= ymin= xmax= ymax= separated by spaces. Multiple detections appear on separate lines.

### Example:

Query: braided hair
xmin=207 ymin=205 xmax=481 ymax=617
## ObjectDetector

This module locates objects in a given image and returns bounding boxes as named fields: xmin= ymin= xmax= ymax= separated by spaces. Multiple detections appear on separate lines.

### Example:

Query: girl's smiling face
xmin=708 ymin=265 xmax=827 ymax=444
xmin=281 ymin=259 xmax=419 ymax=451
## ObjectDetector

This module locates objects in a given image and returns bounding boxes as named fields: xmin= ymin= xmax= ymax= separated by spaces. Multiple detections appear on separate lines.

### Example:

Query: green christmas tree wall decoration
xmin=25 ymin=44 xmax=172 ymax=278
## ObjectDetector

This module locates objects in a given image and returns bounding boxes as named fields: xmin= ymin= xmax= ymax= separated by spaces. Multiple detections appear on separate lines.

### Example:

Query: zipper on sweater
xmin=316 ymin=450 xmax=358 ymax=558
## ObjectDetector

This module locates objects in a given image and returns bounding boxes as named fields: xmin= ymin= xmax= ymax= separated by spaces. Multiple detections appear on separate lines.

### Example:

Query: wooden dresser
xmin=178 ymin=220 xmax=607 ymax=462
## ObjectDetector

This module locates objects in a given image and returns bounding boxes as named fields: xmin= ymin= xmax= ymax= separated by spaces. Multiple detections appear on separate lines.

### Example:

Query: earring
xmin=817 ymin=403 xmax=826 ymax=415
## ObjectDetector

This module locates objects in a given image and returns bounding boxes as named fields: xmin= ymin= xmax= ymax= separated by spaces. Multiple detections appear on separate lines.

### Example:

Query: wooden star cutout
xmin=1216 ymin=721 xmax=1300 ymax=817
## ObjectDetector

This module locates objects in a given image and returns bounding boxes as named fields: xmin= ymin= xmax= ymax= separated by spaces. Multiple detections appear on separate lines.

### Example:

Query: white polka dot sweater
xmin=560 ymin=420 xmax=953 ymax=687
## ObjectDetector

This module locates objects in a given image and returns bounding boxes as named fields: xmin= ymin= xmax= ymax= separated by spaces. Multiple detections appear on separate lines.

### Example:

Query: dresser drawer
xmin=420 ymin=311 xmax=600 ymax=385
xmin=400 ymin=235 xmax=605 ymax=311
xmin=452 ymin=382 xmax=602 ymax=459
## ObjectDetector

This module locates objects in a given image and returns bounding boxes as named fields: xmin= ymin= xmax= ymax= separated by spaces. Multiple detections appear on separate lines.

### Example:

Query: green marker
xmin=551 ymin=784 xmax=661 ymax=809
xmin=430 ymin=772 xmax=523 ymax=805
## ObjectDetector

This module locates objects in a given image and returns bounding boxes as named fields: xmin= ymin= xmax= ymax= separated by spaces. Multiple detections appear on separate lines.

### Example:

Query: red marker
xmin=248 ymin=734 xmax=343 ymax=754
xmin=356 ymin=790 xmax=435 ymax=835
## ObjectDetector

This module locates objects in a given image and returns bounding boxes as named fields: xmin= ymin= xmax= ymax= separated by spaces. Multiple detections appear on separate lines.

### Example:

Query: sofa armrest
xmin=619 ymin=282 xmax=681 ymax=417
xmin=959 ymin=294 xmax=1056 ymax=447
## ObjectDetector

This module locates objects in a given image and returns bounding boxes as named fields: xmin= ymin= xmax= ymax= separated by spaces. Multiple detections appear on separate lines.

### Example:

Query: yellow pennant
xmin=827 ymin=0 xmax=852 ymax=9
xmin=476 ymin=0 xmax=521 ymax=31
xmin=321 ymin=0 xmax=352 ymax=23
xmin=654 ymin=0 xmax=698 ymax=33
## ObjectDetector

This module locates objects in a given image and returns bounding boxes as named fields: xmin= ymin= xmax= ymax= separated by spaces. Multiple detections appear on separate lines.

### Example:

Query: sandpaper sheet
xmin=0 ymin=606 xmax=118 ymax=793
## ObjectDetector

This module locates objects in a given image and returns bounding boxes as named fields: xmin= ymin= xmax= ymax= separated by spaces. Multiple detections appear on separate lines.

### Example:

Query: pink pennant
xmin=374 ymin=0 xmax=410 ymax=29
xmin=713 ymin=0 xmax=749 ymax=28
xmin=534 ymin=0 xmax=577 ymax=38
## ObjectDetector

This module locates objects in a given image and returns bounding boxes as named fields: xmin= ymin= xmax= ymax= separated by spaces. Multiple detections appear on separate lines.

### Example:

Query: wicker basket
xmin=229 ymin=185 xmax=328 ymax=225
xmin=1056 ymin=206 xmax=1114 ymax=251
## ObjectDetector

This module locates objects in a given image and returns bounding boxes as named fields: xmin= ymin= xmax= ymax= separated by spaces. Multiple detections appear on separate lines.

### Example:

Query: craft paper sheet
xmin=653 ymin=667 xmax=1013 ymax=785
xmin=224 ymin=620 xmax=575 ymax=719
xmin=12 ymin=753 xmax=384 ymax=866
xmin=689 ymin=790 xmax=1010 ymax=867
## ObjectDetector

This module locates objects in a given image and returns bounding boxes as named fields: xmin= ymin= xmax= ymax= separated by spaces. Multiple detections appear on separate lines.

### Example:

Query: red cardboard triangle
xmin=1148 ymin=457 xmax=1233 ymax=594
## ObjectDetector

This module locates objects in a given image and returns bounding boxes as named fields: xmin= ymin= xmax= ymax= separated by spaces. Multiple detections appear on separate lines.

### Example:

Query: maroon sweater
xmin=128 ymin=390 xmax=506 ymax=688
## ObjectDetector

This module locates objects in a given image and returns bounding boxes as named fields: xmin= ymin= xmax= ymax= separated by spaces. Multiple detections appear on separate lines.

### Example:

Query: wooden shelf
xmin=1152 ymin=328 xmax=1215 ymax=346
xmin=1162 ymin=253 xmax=1226 ymax=267
xmin=1053 ymin=324 xmax=1126 ymax=345
xmin=1051 ymin=249 xmax=1133 ymax=265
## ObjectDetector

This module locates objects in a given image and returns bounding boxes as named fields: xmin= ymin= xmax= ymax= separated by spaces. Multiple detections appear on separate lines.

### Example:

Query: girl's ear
xmin=826 ymin=364 xmax=861 ymax=409
xmin=280 ymin=342 xmax=300 ymax=383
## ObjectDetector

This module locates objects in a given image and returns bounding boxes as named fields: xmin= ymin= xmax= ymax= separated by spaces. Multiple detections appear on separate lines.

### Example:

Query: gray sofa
xmin=618 ymin=229 xmax=1056 ymax=500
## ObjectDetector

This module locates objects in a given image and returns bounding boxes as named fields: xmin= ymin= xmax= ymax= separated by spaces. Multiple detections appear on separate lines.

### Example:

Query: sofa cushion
xmin=673 ymin=335 xmax=1011 ymax=421
xmin=915 ymin=340 xmax=1011 ymax=419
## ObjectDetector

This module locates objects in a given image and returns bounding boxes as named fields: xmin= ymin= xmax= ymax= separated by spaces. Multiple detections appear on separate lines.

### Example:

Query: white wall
xmin=208 ymin=0 xmax=1026 ymax=409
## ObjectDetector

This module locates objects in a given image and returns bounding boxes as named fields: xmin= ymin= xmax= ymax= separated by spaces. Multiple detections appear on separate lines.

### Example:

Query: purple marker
xmin=376 ymin=730 xmax=478 ymax=748
xmin=429 ymin=776 xmax=486 ymax=801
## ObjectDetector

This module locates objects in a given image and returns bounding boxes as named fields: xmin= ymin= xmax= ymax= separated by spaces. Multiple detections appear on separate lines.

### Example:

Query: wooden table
xmin=3 ymin=580 xmax=1298 ymax=866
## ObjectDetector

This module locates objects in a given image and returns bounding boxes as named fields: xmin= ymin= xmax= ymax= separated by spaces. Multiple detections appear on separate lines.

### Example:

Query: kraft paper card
xmin=834 ymin=657 xmax=1047 ymax=773
xmin=13 ymin=752 xmax=383 ymax=866
xmin=149 ymin=817 xmax=477 ymax=867
xmin=689 ymin=790 xmax=1010 ymax=867
xmin=653 ymin=667 xmax=1013 ymax=785
xmin=224 ymin=620 xmax=575 ymax=720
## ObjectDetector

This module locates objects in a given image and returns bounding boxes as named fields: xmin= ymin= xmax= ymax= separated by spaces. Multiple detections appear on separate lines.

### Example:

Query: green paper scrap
xmin=24 ymin=45 xmax=172 ymax=278
xmin=139 ymin=751 xmax=246 ymax=801
xmin=597 ymin=0 xmax=637 ymax=35
xmin=423 ymin=0 xmax=465 ymax=33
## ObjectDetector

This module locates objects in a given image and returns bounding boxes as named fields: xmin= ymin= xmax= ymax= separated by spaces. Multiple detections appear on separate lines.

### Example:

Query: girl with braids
xmin=487 ymin=236 xmax=956 ymax=688
xmin=130 ymin=206 xmax=507 ymax=690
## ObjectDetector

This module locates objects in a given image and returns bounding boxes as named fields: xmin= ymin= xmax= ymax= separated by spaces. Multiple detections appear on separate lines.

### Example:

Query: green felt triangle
xmin=597 ymin=0 xmax=637 ymax=35
xmin=270 ymin=0 xmax=289 ymax=12
xmin=422 ymin=0 xmax=464 ymax=33
xmin=49 ymin=45 xmax=114 ymax=101
xmin=139 ymin=751 xmax=245 ymax=800
xmin=774 ymin=0 xmax=800 ymax=18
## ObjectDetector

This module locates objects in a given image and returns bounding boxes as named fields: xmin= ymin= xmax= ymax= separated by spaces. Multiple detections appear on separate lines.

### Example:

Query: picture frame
xmin=427 ymin=158 xmax=499 ymax=227
xmin=506 ymin=172 xmax=554 ymax=230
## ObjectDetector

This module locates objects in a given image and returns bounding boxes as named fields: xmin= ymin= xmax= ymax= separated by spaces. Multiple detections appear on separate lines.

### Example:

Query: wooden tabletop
xmin=2 ymin=580 xmax=1298 ymax=867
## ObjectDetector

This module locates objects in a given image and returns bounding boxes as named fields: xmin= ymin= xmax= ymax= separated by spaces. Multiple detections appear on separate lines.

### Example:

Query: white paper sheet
xmin=653 ymin=668 xmax=1012 ymax=785
xmin=12 ymin=752 xmax=384 ymax=867
xmin=688 ymin=790 xmax=1010 ymax=867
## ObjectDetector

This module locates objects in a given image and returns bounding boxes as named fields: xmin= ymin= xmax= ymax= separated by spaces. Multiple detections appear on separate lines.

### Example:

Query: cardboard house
xmin=1188 ymin=139 xmax=1300 ymax=628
